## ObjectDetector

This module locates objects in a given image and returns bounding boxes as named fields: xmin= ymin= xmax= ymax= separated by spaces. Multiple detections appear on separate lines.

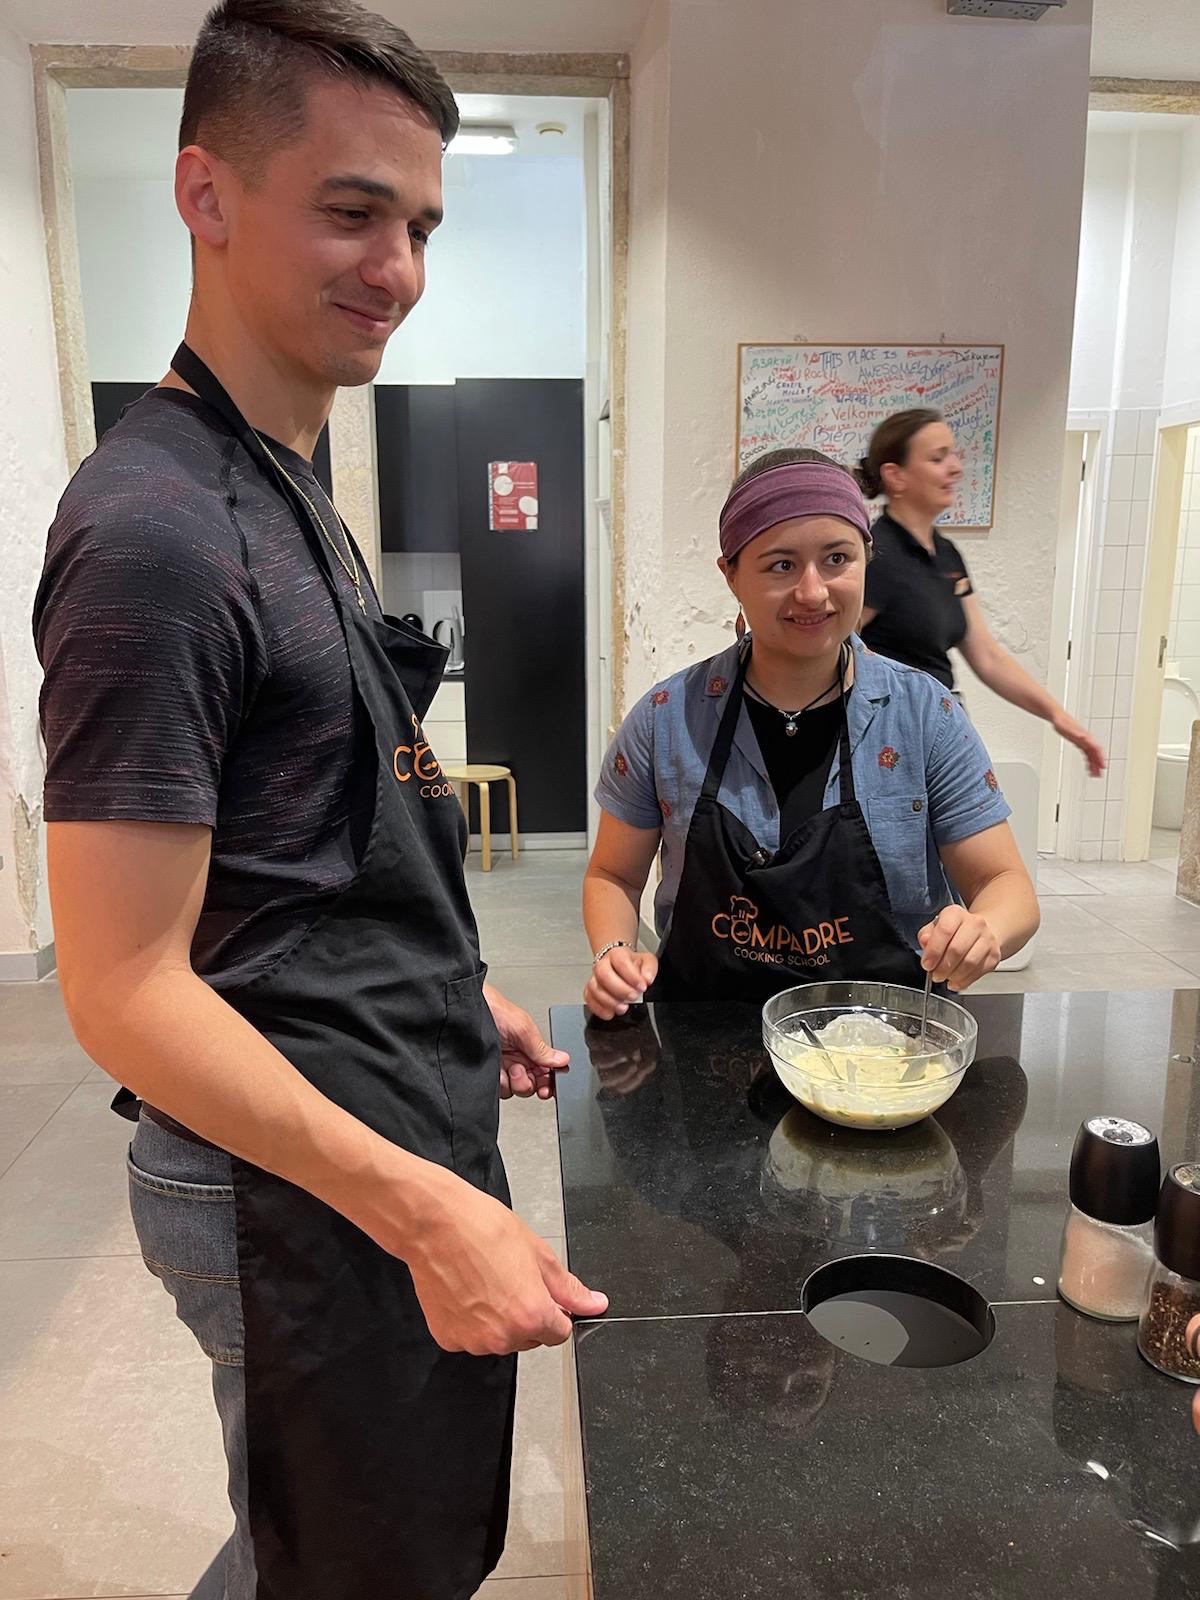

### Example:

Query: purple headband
xmin=719 ymin=461 xmax=873 ymax=562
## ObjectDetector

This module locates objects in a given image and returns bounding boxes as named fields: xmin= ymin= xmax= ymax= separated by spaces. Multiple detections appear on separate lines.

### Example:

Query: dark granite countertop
xmin=550 ymin=991 xmax=1200 ymax=1599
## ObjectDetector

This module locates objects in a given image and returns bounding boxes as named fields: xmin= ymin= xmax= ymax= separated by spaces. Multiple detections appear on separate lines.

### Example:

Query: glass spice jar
xmin=1057 ymin=1117 xmax=1159 ymax=1322
xmin=1137 ymin=1164 xmax=1200 ymax=1383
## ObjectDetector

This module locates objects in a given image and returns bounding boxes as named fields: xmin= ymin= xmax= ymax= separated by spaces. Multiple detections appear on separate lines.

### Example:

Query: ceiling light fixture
xmin=448 ymin=123 xmax=518 ymax=156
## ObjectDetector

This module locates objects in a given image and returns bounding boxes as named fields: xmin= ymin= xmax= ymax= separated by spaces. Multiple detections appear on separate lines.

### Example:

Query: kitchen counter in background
xmin=550 ymin=991 xmax=1200 ymax=1599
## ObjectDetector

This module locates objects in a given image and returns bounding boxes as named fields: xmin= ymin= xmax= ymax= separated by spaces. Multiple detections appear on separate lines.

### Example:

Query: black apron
xmin=160 ymin=346 xmax=516 ymax=1599
xmin=649 ymin=643 xmax=926 ymax=1003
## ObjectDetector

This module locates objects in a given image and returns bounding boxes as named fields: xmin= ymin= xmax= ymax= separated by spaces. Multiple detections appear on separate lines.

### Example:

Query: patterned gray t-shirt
xmin=34 ymin=387 xmax=379 ymax=989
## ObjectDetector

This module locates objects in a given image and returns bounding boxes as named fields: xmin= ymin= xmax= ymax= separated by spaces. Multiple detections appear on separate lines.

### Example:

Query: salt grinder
xmin=1058 ymin=1117 xmax=1159 ymax=1323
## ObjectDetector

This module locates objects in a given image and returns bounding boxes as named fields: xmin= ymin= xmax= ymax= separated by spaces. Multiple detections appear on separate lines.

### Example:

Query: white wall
xmin=1077 ymin=405 xmax=1157 ymax=859
xmin=1069 ymin=133 xmax=1128 ymax=416
xmin=72 ymin=177 xmax=189 ymax=381
xmin=67 ymin=87 xmax=587 ymax=386
xmin=1163 ymin=124 xmax=1200 ymax=421
xmin=1064 ymin=116 xmax=1200 ymax=858
xmin=0 ymin=17 xmax=70 ymax=961
xmin=1070 ymin=129 xmax=1187 ymax=415
xmin=624 ymin=0 xmax=671 ymax=700
xmin=622 ymin=0 xmax=1093 ymax=781
xmin=379 ymin=158 xmax=586 ymax=384
xmin=1167 ymin=428 xmax=1200 ymax=696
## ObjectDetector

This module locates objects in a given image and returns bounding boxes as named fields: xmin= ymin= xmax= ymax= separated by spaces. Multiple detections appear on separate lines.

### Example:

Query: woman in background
xmin=858 ymin=408 xmax=1105 ymax=778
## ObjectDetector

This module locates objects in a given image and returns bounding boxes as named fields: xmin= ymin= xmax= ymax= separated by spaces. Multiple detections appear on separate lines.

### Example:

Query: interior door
xmin=454 ymin=378 xmax=587 ymax=838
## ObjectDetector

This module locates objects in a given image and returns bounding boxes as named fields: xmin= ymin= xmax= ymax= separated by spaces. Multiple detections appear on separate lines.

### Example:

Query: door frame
xmin=1045 ymin=415 xmax=1109 ymax=859
xmin=1124 ymin=418 xmax=1196 ymax=858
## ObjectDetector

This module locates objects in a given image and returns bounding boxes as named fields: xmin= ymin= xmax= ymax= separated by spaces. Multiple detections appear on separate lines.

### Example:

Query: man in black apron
xmin=34 ymin=6 xmax=604 ymax=1597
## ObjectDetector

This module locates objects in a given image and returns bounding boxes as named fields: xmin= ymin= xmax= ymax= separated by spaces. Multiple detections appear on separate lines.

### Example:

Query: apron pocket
xmin=436 ymin=969 xmax=502 ymax=1178
xmin=865 ymin=793 xmax=931 ymax=912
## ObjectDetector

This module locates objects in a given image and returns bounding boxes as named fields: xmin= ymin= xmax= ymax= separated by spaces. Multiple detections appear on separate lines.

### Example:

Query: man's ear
xmin=176 ymin=144 xmax=233 ymax=249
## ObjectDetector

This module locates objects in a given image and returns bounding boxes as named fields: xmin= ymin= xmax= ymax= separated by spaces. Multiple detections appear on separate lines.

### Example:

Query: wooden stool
xmin=442 ymin=764 xmax=519 ymax=872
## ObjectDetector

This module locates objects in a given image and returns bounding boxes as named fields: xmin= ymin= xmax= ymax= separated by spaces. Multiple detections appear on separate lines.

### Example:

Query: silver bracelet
xmin=593 ymin=939 xmax=633 ymax=967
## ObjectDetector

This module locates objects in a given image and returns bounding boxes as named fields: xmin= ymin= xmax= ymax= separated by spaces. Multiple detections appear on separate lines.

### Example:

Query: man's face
xmin=215 ymin=76 xmax=445 ymax=388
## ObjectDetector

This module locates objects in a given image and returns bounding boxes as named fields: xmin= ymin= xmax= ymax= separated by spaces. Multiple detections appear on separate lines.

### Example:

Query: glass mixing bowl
xmin=761 ymin=980 xmax=978 ymax=1131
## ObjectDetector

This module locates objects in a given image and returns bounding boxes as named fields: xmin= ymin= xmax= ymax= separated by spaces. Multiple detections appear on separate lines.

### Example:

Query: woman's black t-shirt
xmin=861 ymin=510 xmax=974 ymax=691
xmin=743 ymin=691 xmax=846 ymax=837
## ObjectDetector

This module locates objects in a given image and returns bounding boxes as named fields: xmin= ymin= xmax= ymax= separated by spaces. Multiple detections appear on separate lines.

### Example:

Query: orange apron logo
xmin=710 ymin=895 xmax=854 ymax=970
xmin=393 ymin=715 xmax=456 ymax=799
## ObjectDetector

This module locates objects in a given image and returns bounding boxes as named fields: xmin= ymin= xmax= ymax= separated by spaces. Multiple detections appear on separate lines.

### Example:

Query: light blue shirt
xmin=595 ymin=636 xmax=1011 ymax=953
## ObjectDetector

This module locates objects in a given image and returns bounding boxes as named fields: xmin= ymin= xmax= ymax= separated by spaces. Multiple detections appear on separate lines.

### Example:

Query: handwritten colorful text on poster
xmin=737 ymin=344 xmax=1003 ymax=528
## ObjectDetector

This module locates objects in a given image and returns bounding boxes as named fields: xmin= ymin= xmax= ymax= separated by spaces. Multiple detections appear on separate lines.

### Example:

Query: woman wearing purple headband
xmin=583 ymin=447 xmax=1039 ymax=1014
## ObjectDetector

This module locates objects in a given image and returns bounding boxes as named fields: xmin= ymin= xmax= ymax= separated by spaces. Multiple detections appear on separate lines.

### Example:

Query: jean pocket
xmin=436 ymin=968 xmax=502 ymax=1178
xmin=127 ymin=1133 xmax=243 ymax=1366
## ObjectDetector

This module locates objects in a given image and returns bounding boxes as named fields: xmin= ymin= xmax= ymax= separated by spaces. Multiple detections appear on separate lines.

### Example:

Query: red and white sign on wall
xmin=488 ymin=461 xmax=539 ymax=531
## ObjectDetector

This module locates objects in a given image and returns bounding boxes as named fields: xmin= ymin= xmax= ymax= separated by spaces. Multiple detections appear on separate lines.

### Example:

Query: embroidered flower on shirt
xmin=614 ymin=753 xmax=629 ymax=779
xmin=984 ymin=768 xmax=999 ymax=792
xmin=878 ymin=746 xmax=900 ymax=770
xmin=708 ymin=675 xmax=728 ymax=696
xmin=659 ymin=798 xmax=672 ymax=819
xmin=653 ymin=690 xmax=671 ymax=706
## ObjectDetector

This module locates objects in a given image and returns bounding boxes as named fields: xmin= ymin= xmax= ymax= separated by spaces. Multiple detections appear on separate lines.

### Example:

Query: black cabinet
xmin=455 ymin=378 xmax=586 ymax=835
xmin=375 ymin=384 xmax=459 ymax=553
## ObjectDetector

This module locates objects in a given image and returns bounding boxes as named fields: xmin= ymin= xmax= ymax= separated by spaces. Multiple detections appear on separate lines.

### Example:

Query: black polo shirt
xmin=861 ymin=511 xmax=974 ymax=690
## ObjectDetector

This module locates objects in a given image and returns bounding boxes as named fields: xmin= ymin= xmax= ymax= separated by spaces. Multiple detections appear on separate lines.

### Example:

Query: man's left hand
xmin=485 ymin=984 xmax=568 ymax=1101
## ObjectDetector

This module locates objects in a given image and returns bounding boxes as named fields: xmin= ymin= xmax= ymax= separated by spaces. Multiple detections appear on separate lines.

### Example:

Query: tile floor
xmin=3 ymin=840 xmax=1200 ymax=1599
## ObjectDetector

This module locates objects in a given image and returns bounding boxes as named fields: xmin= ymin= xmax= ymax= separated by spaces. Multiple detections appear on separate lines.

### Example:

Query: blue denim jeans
xmin=127 ymin=1116 xmax=257 ymax=1600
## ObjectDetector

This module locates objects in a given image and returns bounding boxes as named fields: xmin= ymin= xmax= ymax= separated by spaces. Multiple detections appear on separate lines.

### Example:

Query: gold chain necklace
xmin=256 ymin=434 xmax=367 ymax=614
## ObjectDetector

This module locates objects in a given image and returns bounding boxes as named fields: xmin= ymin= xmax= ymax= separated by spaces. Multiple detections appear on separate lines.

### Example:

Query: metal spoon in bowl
xmin=792 ymin=1014 xmax=851 ymax=1084
xmin=904 ymin=912 xmax=940 ymax=1084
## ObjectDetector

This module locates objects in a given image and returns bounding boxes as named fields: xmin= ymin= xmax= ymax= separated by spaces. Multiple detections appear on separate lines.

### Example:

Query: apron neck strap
xmin=699 ymin=644 xmax=752 ymax=804
xmin=835 ymin=677 xmax=855 ymax=805
xmin=169 ymin=342 xmax=341 ymax=598
xmin=701 ymin=642 xmax=857 ymax=807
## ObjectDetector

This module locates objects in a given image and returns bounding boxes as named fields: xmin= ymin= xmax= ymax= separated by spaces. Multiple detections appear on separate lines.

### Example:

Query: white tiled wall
xmin=1167 ymin=428 xmax=1200 ymax=684
xmin=1076 ymin=407 xmax=1156 ymax=862
xmin=380 ymin=552 xmax=461 ymax=621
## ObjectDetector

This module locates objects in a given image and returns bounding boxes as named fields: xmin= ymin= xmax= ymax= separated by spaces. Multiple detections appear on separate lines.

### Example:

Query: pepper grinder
xmin=1138 ymin=1164 xmax=1200 ymax=1383
xmin=1057 ymin=1117 xmax=1159 ymax=1322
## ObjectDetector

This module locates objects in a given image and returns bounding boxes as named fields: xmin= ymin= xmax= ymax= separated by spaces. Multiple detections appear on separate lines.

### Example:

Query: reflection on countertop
xmin=551 ymin=990 xmax=1200 ymax=1599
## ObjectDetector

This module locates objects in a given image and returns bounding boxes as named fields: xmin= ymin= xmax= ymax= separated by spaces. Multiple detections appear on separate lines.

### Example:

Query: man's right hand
xmin=584 ymin=946 xmax=659 ymax=1020
xmin=393 ymin=1166 xmax=608 ymax=1355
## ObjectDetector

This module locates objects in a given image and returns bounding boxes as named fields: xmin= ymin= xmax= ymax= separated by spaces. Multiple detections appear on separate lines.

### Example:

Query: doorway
xmin=1124 ymin=422 xmax=1200 ymax=867
xmin=1040 ymin=425 xmax=1104 ymax=858
xmin=1057 ymin=99 xmax=1200 ymax=862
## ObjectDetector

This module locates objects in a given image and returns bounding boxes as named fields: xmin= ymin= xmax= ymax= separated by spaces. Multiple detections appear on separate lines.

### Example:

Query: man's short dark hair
xmin=181 ymin=0 xmax=460 ymax=182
